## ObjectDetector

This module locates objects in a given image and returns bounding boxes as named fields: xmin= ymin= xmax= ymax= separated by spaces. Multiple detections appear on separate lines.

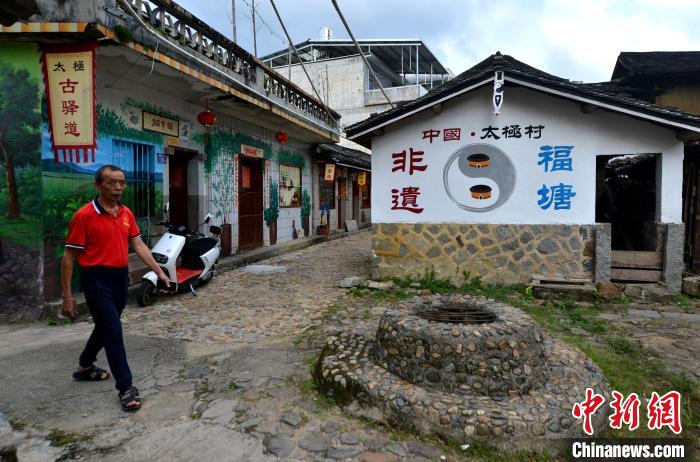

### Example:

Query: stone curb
xmin=42 ymin=228 xmax=366 ymax=321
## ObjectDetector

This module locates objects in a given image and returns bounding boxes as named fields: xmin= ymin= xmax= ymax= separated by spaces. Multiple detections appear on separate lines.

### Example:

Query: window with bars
xmin=112 ymin=140 xmax=156 ymax=219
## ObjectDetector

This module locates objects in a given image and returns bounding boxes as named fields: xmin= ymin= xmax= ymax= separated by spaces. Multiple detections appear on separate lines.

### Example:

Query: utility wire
xmin=235 ymin=0 xmax=286 ymax=46
xmin=331 ymin=0 xmax=394 ymax=108
xmin=268 ymin=0 xmax=339 ymax=128
xmin=116 ymin=0 xmax=339 ymax=134
xmin=240 ymin=0 xmax=287 ymax=45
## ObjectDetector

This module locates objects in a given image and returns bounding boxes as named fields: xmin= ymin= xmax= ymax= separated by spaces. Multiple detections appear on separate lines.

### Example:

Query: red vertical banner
xmin=40 ymin=41 xmax=97 ymax=163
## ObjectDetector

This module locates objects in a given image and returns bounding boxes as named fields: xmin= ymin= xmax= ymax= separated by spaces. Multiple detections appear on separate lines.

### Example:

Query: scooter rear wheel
xmin=137 ymin=280 xmax=156 ymax=306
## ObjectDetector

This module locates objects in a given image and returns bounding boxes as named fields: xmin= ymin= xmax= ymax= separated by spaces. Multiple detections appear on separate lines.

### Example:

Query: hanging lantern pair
xmin=275 ymin=130 xmax=288 ymax=144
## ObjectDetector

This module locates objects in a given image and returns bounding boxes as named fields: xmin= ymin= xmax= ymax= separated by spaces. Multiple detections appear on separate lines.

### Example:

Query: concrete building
xmin=346 ymin=52 xmax=700 ymax=293
xmin=0 ymin=0 xmax=340 ymax=320
xmin=262 ymin=35 xmax=451 ymax=129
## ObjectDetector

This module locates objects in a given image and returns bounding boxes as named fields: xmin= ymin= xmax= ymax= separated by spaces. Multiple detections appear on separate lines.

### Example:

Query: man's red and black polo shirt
xmin=65 ymin=199 xmax=141 ymax=268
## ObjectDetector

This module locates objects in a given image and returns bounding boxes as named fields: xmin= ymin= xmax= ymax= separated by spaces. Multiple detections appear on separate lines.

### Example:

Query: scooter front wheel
xmin=137 ymin=280 xmax=157 ymax=306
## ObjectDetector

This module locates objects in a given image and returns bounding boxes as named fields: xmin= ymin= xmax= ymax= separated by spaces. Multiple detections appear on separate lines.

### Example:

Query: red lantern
xmin=275 ymin=130 xmax=289 ymax=144
xmin=197 ymin=110 xmax=216 ymax=127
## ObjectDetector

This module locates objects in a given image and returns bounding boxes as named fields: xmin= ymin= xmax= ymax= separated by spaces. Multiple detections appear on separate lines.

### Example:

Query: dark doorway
xmin=169 ymin=149 xmax=194 ymax=227
xmin=596 ymin=154 xmax=658 ymax=251
xmin=238 ymin=156 xmax=263 ymax=250
xmin=596 ymin=154 xmax=664 ymax=283
xmin=352 ymin=180 xmax=360 ymax=221
xmin=337 ymin=177 xmax=346 ymax=231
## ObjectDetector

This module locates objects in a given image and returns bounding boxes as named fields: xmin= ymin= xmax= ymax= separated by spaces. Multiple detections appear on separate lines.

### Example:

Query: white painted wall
xmin=371 ymin=86 xmax=685 ymax=225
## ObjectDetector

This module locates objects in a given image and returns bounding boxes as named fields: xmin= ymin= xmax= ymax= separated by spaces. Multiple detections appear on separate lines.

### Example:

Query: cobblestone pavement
xmin=121 ymin=231 xmax=373 ymax=346
xmin=6 ymin=231 xmax=459 ymax=462
xmin=5 ymin=230 xmax=700 ymax=461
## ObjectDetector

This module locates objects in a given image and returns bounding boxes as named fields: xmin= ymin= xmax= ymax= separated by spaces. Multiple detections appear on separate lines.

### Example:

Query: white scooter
xmin=137 ymin=204 xmax=222 ymax=306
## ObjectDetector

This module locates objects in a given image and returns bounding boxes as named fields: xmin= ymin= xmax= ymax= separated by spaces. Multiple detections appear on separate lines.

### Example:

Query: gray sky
xmin=176 ymin=0 xmax=700 ymax=83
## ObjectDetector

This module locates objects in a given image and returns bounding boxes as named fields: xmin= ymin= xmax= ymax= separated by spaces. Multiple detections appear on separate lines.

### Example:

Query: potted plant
xmin=211 ymin=154 xmax=234 ymax=256
xmin=264 ymin=179 xmax=279 ymax=245
xmin=300 ymin=189 xmax=311 ymax=237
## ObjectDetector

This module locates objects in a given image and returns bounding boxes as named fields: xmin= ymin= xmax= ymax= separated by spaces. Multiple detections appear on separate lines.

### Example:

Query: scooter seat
xmin=181 ymin=237 xmax=218 ymax=269
xmin=176 ymin=266 xmax=203 ymax=284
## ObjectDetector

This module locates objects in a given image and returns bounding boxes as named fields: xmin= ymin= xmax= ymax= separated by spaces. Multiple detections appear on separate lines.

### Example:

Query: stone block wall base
xmin=372 ymin=223 xmax=596 ymax=285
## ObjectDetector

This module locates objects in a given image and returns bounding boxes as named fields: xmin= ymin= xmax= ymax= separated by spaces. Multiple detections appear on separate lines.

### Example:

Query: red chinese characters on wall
xmin=389 ymin=143 xmax=428 ymax=214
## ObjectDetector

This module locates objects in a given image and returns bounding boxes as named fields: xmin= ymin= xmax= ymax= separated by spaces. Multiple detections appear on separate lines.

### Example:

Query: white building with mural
xmin=0 ymin=0 xmax=340 ymax=320
xmin=346 ymin=53 xmax=700 ymax=293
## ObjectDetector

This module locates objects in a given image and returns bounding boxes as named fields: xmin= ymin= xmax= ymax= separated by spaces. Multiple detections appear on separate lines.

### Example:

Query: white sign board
xmin=371 ymin=86 xmax=684 ymax=225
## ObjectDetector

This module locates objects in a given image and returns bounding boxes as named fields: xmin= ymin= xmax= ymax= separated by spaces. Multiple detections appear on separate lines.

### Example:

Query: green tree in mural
xmin=0 ymin=64 xmax=40 ymax=219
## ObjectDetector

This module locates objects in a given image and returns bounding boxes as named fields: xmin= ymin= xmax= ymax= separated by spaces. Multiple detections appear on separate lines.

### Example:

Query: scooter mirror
xmin=204 ymin=213 xmax=211 ymax=224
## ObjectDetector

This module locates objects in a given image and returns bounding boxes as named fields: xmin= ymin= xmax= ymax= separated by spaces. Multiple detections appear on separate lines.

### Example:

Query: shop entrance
xmin=337 ymin=176 xmax=346 ymax=231
xmin=238 ymin=156 xmax=263 ymax=250
xmin=168 ymin=149 xmax=194 ymax=227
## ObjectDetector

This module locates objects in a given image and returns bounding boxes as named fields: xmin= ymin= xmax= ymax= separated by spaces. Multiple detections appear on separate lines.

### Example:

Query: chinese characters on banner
xmin=264 ymin=160 xmax=270 ymax=209
xmin=40 ymin=42 xmax=97 ymax=163
xmin=233 ymin=154 xmax=239 ymax=211
xmin=358 ymin=171 xmax=366 ymax=186
xmin=572 ymin=388 xmax=682 ymax=435
xmin=324 ymin=163 xmax=335 ymax=181
xmin=240 ymin=144 xmax=263 ymax=158
xmin=143 ymin=111 xmax=179 ymax=137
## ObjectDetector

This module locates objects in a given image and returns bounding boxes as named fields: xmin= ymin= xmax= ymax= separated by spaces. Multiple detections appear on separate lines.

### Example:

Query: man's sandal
xmin=119 ymin=386 xmax=142 ymax=412
xmin=72 ymin=365 xmax=110 ymax=381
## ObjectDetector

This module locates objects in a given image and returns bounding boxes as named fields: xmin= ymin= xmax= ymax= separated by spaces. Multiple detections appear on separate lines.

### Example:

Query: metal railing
xmin=118 ymin=0 xmax=339 ymax=129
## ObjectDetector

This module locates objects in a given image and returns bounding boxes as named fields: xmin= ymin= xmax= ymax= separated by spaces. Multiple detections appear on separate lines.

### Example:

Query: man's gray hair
xmin=94 ymin=165 xmax=125 ymax=184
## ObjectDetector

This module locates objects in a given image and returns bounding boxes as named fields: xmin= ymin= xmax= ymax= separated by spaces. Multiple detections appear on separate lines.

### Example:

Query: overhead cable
xmin=331 ymin=0 xmax=394 ymax=108
xmin=268 ymin=0 xmax=339 ymax=127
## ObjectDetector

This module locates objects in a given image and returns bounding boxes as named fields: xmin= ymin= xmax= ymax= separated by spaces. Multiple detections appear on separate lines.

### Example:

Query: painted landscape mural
xmin=41 ymin=101 xmax=169 ymax=300
xmin=0 ymin=43 xmax=43 ymax=321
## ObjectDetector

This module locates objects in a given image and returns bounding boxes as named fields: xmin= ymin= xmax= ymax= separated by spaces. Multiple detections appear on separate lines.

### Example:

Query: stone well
xmin=375 ymin=296 xmax=548 ymax=395
xmin=314 ymin=295 xmax=611 ymax=452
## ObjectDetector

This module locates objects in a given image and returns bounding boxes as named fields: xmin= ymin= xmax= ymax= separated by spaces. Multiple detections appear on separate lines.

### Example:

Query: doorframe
xmin=237 ymin=155 xmax=264 ymax=251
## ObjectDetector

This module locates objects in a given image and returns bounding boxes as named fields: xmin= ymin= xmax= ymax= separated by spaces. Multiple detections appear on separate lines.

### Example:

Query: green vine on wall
xmin=96 ymin=104 xmax=163 ymax=144
xmin=120 ymin=97 xmax=183 ymax=122
xmin=277 ymin=149 xmax=305 ymax=167
xmin=193 ymin=128 xmax=273 ymax=175
xmin=264 ymin=179 xmax=279 ymax=225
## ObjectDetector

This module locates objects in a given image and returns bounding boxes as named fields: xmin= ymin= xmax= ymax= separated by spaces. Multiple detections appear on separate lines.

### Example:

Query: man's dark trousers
xmin=78 ymin=266 xmax=132 ymax=391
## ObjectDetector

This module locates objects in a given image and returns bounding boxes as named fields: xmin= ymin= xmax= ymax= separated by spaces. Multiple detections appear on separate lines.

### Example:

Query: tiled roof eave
xmin=347 ymin=65 xmax=700 ymax=139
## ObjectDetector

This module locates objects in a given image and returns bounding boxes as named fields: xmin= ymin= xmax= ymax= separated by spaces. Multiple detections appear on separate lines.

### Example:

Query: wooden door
xmin=238 ymin=157 xmax=263 ymax=250
xmin=337 ymin=177 xmax=345 ymax=230
xmin=168 ymin=153 xmax=189 ymax=226
xmin=352 ymin=181 xmax=359 ymax=221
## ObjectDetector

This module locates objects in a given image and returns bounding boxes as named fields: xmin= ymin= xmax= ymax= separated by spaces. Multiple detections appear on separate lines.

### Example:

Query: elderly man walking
xmin=61 ymin=165 xmax=170 ymax=412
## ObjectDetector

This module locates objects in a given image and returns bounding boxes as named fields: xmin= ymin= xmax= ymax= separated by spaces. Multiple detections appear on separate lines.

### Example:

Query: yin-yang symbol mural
xmin=442 ymin=144 xmax=516 ymax=212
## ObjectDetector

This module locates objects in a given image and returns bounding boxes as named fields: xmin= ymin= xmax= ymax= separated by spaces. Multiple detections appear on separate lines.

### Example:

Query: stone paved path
xmin=121 ymin=231 xmax=373 ymax=345
xmin=4 ymin=229 xmax=700 ymax=461
xmin=597 ymin=305 xmax=700 ymax=380
xmin=4 ymin=231 xmax=455 ymax=462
